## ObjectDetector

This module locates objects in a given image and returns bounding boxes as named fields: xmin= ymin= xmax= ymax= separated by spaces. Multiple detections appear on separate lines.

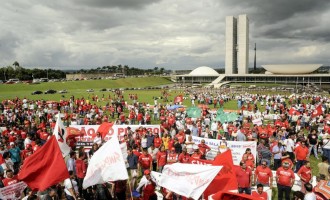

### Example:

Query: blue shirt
xmin=9 ymin=147 xmax=21 ymax=163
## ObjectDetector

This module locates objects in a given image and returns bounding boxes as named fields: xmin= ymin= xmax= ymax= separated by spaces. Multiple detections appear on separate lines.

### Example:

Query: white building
xmin=225 ymin=14 xmax=249 ymax=75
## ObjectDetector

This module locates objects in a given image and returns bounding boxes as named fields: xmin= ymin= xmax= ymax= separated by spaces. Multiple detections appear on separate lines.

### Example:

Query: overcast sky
xmin=0 ymin=0 xmax=329 ymax=70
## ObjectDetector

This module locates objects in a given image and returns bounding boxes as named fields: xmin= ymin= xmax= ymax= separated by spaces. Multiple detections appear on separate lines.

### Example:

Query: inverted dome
xmin=189 ymin=66 xmax=219 ymax=76
xmin=262 ymin=64 xmax=322 ymax=74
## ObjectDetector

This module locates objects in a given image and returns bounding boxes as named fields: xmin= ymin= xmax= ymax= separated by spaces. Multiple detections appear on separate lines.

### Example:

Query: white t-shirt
xmin=304 ymin=192 xmax=316 ymax=200
xmin=64 ymin=178 xmax=78 ymax=196
xmin=285 ymin=138 xmax=295 ymax=152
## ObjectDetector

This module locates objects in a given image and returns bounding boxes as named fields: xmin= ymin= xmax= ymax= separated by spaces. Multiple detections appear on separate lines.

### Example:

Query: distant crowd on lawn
xmin=0 ymin=89 xmax=330 ymax=200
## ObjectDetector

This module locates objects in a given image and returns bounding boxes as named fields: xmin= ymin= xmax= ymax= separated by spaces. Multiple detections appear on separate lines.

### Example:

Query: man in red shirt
xmin=153 ymin=134 xmax=162 ymax=149
xmin=138 ymin=148 xmax=152 ymax=175
xmin=276 ymin=161 xmax=295 ymax=200
xmin=76 ymin=152 xmax=87 ymax=199
xmin=236 ymin=161 xmax=252 ymax=195
xmin=167 ymin=147 xmax=178 ymax=164
xmin=197 ymin=139 xmax=210 ymax=159
xmin=21 ymin=144 xmax=34 ymax=162
xmin=254 ymin=160 xmax=273 ymax=188
xmin=2 ymin=169 xmax=18 ymax=186
xmin=297 ymin=160 xmax=312 ymax=193
xmin=251 ymin=184 xmax=268 ymax=200
xmin=178 ymin=148 xmax=190 ymax=163
xmin=294 ymin=141 xmax=309 ymax=172
xmin=156 ymin=146 xmax=167 ymax=172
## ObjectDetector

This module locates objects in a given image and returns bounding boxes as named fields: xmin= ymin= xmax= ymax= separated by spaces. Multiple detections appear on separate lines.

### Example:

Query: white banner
xmin=160 ymin=163 xmax=222 ymax=200
xmin=252 ymin=118 xmax=263 ymax=126
xmin=70 ymin=124 xmax=160 ymax=142
xmin=0 ymin=181 xmax=27 ymax=200
xmin=188 ymin=136 xmax=257 ymax=165
xmin=83 ymin=136 xmax=128 ymax=189
xmin=53 ymin=114 xmax=71 ymax=157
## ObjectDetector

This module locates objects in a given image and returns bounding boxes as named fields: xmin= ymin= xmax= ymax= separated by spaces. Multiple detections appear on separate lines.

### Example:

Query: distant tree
xmin=13 ymin=61 xmax=20 ymax=69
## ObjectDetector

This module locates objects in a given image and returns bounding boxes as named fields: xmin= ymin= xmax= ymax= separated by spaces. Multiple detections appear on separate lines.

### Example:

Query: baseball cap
xmin=144 ymin=169 xmax=151 ymax=175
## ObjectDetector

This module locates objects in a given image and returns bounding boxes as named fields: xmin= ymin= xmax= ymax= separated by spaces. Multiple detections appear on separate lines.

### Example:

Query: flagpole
xmin=127 ymin=177 xmax=134 ymax=200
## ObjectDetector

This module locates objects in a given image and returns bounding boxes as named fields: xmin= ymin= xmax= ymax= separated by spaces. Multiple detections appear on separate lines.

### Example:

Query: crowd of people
xmin=0 ymin=89 xmax=330 ymax=200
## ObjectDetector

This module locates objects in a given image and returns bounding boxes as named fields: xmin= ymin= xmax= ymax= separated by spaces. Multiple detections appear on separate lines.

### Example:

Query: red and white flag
xmin=174 ymin=95 xmax=183 ymax=103
xmin=83 ymin=135 xmax=128 ymax=189
xmin=18 ymin=136 xmax=69 ymax=191
xmin=311 ymin=105 xmax=323 ymax=118
xmin=288 ymin=107 xmax=301 ymax=116
xmin=53 ymin=114 xmax=71 ymax=157
xmin=160 ymin=163 xmax=221 ymax=200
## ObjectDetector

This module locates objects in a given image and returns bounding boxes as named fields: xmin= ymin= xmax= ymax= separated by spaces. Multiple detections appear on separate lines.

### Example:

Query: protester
xmin=251 ymin=184 xmax=268 ymax=199
xmin=254 ymin=160 xmax=273 ymax=188
xmin=64 ymin=170 xmax=78 ymax=200
xmin=236 ymin=161 xmax=252 ymax=195
xmin=276 ymin=161 xmax=295 ymax=200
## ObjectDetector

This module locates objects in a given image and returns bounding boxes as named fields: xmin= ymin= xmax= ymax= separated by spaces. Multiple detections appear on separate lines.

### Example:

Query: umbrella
xmin=186 ymin=107 xmax=202 ymax=118
xmin=167 ymin=105 xmax=183 ymax=110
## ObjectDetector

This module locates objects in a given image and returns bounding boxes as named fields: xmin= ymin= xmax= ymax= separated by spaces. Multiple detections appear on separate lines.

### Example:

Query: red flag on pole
xmin=311 ymin=105 xmax=323 ymax=118
xmin=66 ymin=127 xmax=84 ymax=140
xmin=204 ymin=150 xmax=238 ymax=199
xmin=18 ymin=136 xmax=69 ymax=191
xmin=96 ymin=122 xmax=114 ymax=139
xmin=288 ymin=107 xmax=301 ymax=116
xmin=174 ymin=95 xmax=183 ymax=103
xmin=210 ymin=191 xmax=263 ymax=200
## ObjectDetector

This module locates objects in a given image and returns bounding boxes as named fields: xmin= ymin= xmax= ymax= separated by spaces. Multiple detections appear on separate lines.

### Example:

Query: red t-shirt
xmin=297 ymin=165 xmax=312 ymax=182
xmin=156 ymin=151 xmax=167 ymax=167
xmin=154 ymin=137 xmax=162 ymax=148
xmin=255 ymin=166 xmax=272 ymax=185
xmin=76 ymin=159 xmax=87 ymax=179
xmin=198 ymin=144 xmax=210 ymax=155
xmin=295 ymin=146 xmax=309 ymax=160
xmin=190 ymin=153 xmax=202 ymax=160
xmin=276 ymin=167 xmax=295 ymax=186
xmin=139 ymin=154 xmax=152 ymax=169
xmin=236 ymin=167 xmax=252 ymax=188
xmin=133 ymin=150 xmax=141 ymax=158
xmin=167 ymin=153 xmax=178 ymax=164
xmin=251 ymin=191 xmax=268 ymax=199
xmin=178 ymin=153 xmax=190 ymax=163
xmin=2 ymin=176 xmax=18 ymax=186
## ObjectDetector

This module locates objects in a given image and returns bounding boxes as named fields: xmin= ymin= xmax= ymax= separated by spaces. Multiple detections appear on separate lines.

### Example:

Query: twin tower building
xmin=225 ymin=14 xmax=249 ymax=75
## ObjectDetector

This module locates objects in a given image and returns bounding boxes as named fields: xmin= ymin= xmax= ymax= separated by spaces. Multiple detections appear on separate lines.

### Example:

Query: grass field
xmin=0 ymin=78 xmax=324 ymax=199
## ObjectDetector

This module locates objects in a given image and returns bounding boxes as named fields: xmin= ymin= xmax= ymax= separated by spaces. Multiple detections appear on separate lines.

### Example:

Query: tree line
xmin=0 ymin=62 xmax=167 ymax=81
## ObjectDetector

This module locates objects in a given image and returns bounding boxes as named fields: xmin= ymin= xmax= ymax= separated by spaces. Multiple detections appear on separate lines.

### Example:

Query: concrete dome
xmin=189 ymin=66 xmax=219 ymax=76
xmin=262 ymin=64 xmax=322 ymax=74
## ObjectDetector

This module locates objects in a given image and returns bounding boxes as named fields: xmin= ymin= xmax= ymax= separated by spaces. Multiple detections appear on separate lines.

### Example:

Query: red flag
xmin=96 ymin=122 xmax=114 ymax=139
xmin=312 ymin=105 xmax=323 ymax=118
xmin=66 ymin=127 xmax=84 ymax=140
xmin=18 ymin=136 xmax=69 ymax=191
xmin=210 ymin=191 xmax=263 ymax=200
xmin=288 ymin=107 xmax=301 ymax=116
xmin=174 ymin=95 xmax=183 ymax=103
xmin=204 ymin=150 xmax=238 ymax=199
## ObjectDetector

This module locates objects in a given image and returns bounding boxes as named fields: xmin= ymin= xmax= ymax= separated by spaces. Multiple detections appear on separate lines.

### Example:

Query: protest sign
xmin=0 ymin=182 xmax=27 ymax=200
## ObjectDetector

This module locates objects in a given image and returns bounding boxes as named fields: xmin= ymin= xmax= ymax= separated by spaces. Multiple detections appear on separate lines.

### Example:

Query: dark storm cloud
xmin=223 ymin=0 xmax=330 ymax=41
xmin=0 ymin=0 xmax=329 ymax=70
xmin=71 ymin=0 xmax=162 ymax=10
